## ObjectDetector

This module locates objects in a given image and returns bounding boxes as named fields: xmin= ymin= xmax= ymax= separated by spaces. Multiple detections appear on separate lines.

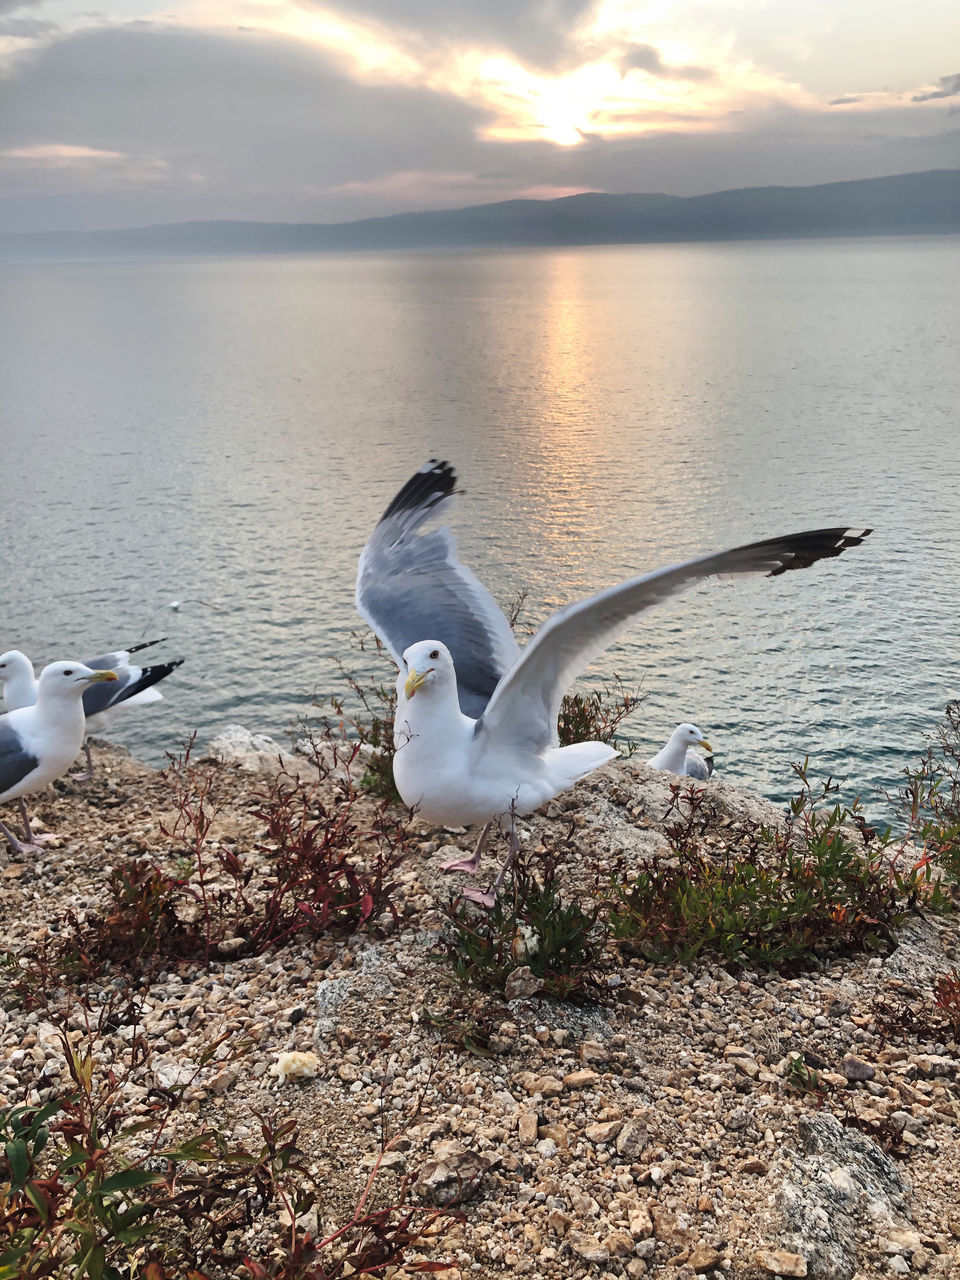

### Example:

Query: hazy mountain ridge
xmin=2 ymin=170 xmax=957 ymax=259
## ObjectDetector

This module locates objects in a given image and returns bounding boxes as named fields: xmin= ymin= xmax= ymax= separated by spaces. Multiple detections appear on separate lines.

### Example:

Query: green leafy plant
xmin=608 ymin=764 xmax=950 ymax=972
xmin=440 ymin=837 xmax=607 ymax=1002
xmin=785 ymin=1054 xmax=827 ymax=1104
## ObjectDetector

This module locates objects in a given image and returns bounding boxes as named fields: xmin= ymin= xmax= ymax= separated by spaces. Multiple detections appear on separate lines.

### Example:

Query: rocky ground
xmin=1 ymin=729 xmax=959 ymax=1280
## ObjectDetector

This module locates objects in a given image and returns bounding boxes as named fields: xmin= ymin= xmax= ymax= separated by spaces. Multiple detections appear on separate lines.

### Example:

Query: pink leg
xmin=460 ymin=818 xmax=520 ymax=908
xmin=18 ymin=798 xmax=56 ymax=847
xmin=440 ymin=821 xmax=492 ymax=875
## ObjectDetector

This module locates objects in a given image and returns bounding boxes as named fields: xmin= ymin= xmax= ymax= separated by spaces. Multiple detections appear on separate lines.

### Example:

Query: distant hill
xmin=2 ymin=170 xmax=958 ymax=260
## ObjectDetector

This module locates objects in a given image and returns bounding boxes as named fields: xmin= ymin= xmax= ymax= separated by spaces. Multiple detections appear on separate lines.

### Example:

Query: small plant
xmin=422 ymin=997 xmax=508 ymax=1058
xmin=608 ymin=764 xmax=950 ymax=972
xmin=441 ymin=837 xmax=607 ymax=1002
xmin=246 ymin=773 xmax=409 ymax=948
xmin=25 ymin=744 xmax=417 ymax=984
xmin=933 ymin=968 xmax=960 ymax=1040
xmin=785 ymin=1054 xmax=828 ymax=1104
xmin=556 ymin=678 xmax=643 ymax=755
xmin=893 ymin=703 xmax=960 ymax=885
xmin=312 ymin=632 xmax=400 ymax=802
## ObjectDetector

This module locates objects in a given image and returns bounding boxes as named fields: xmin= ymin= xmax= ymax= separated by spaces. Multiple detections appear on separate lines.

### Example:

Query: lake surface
xmin=1 ymin=237 xmax=958 ymax=816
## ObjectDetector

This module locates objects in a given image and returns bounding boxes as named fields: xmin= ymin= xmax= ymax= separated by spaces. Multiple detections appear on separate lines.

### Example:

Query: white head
xmin=399 ymin=640 xmax=457 ymax=704
xmin=671 ymin=722 xmax=712 ymax=752
xmin=0 ymin=650 xmax=39 ymax=711
xmin=0 ymin=650 xmax=35 ymax=684
xmin=35 ymin=661 xmax=118 ymax=703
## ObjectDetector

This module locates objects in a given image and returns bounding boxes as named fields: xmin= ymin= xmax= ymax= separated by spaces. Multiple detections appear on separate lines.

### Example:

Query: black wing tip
xmin=125 ymin=636 xmax=168 ymax=654
xmin=112 ymin=659 xmax=184 ymax=706
xmin=766 ymin=527 xmax=873 ymax=576
xmin=379 ymin=459 xmax=458 ymax=524
xmin=142 ymin=659 xmax=184 ymax=680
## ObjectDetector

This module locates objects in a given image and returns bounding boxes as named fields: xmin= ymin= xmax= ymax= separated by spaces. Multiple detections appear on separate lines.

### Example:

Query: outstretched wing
xmin=476 ymin=527 xmax=871 ymax=754
xmin=356 ymin=460 xmax=521 ymax=717
xmin=81 ymin=660 xmax=184 ymax=718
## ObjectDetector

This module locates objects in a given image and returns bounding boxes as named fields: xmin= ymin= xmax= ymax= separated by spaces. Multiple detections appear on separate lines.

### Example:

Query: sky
xmin=0 ymin=0 xmax=958 ymax=231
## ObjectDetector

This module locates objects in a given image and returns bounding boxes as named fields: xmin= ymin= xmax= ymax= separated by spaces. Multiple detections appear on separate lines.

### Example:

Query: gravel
xmin=0 ymin=736 xmax=958 ymax=1278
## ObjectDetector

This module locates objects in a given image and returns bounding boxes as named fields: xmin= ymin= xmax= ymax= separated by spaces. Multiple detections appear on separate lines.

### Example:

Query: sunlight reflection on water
xmin=1 ymin=237 xmax=958 ymax=817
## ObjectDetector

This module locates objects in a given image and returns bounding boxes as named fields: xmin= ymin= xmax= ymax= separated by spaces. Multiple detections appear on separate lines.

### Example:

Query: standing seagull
xmin=0 ymin=662 xmax=118 ymax=854
xmin=648 ymin=723 xmax=715 ymax=779
xmin=357 ymin=461 xmax=871 ymax=905
xmin=0 ymin=641 xmax=183 ymax=779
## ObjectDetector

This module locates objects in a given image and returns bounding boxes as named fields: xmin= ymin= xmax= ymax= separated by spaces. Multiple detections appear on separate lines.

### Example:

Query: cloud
xmin=0 ymin=25 xmax=491 ymax=186
xmin=0 ymin=16 xmax=57 ymax=35
xmin=912 ymin=71 xmax=960 ymax=101
xmin=1 ymin=143 xmax=129 ymax=161
xmin=313 ymin=0 xmax=596 ymax=70
xmin=828 ymin=95 xmax=861 ymax=106
xmin=0 ymin=7 xmax=956 ymax=232
xmin=618 ymin=42 xmax=712 ymax=82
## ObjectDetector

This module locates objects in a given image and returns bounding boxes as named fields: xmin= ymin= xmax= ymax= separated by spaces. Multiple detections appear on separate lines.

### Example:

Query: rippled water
xmin=1 ymin=237 xmax=958 ymax=814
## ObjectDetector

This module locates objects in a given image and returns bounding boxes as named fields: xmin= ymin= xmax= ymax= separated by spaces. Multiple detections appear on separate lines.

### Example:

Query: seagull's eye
xmin=429 ymin=649 xmax=439 ymax=660
xmin=63 ymin=669 xmax=74 ymax=676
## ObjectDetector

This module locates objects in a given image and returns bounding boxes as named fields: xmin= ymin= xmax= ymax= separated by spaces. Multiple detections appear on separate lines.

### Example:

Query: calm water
xmin=1 ymin=238 xmax=958 ymax=815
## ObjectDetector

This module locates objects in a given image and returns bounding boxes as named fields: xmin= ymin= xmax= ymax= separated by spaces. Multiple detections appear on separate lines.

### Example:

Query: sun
xmin=534 ymin=83 xmax=593 ymax=145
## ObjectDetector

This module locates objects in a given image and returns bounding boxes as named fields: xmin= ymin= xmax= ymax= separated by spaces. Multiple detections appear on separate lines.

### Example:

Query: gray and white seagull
xmin=357 ymin=460 xmax=871 ymax=905
xmin=0 ymin=661 xmax=119 ymax=854
xmin=0 ymin=639 xmax=183 ymax=779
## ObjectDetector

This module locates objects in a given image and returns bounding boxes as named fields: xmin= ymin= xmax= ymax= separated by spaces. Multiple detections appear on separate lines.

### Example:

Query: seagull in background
xmin=0 ymin=639 xmax=183 ymax=779
xmin=0 ymin=662 xmax=118 ymax=854
xmin=647 ymin=723 xmax=716 ymax=779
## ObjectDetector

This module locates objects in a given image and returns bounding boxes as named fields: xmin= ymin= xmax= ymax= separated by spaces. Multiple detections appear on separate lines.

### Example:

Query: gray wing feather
xmin=0 ymin=720 xmax=39 ymax=798
xmin=357 ymin=461 xmax=521 ymax=717
xmin=81 ymin=660 xmax=182 ymax=718
xmin=683 ymin=751 xmax=711 ymax=780
xmin=81 ymin=668 xmax=139 ymax=717
xmin=477 ymin=527 xmax=871 ymax=754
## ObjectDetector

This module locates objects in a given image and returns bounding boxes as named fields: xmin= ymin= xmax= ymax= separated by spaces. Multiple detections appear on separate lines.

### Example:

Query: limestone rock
xmin=518 ymin=1110 xmax=539 ymax=1146
xmin=585 ymin=1119 xmax=622 ymax=1145
xmin=840 ymin=1054 xmax=876 ymax=1082
xmin=772 ymin=1113 xmax=911 ymax=1280
xmin=414 ymin=1140 xmax=498 ymax=1206
xmin=616 ymin=1118 xmax=649 ymax=1158
xmin=566 ymin=1230 xmax=610 ymax=1265
xmin=271 ymin=1051 xmax=320 ymax=1084
xmin=563 ymin=1068 xmax=601 ymax=1090
xmin=505 ymin=965 xmax=544 ymax=1000
xmin=757 ymin=1248 xmax=808 ymax=1277
xmin=689 ymin=1241 xmax=723 ymax=1272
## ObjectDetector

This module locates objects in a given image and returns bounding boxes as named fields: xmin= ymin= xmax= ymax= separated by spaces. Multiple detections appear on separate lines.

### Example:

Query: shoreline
xmin=1 ymin=730 xmax=958 ymax=1278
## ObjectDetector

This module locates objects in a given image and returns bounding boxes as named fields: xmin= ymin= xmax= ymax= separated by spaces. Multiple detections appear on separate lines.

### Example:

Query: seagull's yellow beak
xmin=698 ymin=739 xmax=712 ymax=752
xmin=86 ymin=669 xmax=119 ymax=683
xmin=404 ymin=667 xmax=430 ymax=699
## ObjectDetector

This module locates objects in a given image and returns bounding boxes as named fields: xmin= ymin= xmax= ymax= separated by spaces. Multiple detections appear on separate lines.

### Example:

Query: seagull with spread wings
xmin=357 ymin=460 xmax=870 ymax=905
